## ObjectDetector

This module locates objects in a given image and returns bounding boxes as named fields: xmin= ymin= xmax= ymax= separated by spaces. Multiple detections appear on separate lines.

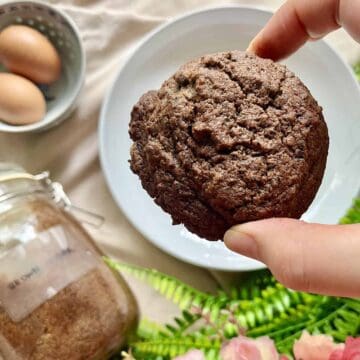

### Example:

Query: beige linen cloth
xmin=0 ymin=0 xmax=359 ymax=323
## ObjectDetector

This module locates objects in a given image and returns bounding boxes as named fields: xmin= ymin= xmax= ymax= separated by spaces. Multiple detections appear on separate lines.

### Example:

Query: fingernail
xmin=246 ymin=30 xmax=263 ymax=54
xmin=246 ymin=40 xmax=256 ymax=53
xmin=224 ymin=227 xmax=258 ymax=259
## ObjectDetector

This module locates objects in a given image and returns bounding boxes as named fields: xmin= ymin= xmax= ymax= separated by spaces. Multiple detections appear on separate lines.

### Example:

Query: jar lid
xmin=0 ymin=163 xmax=104 ymax=227
xmin=0 ymin=163 xmax=28 ymax=181
xmin=0 ymin=164 xmax=51 ymax=203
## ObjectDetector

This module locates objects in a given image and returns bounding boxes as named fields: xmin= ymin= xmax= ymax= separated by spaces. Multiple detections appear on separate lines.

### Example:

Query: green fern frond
xmin=166 ymin=310 xmax=201 ymax=337
xmin=106 ymin=258 xmax=360 ymax=356
xmin=104 ymin=258 xmax=217 ymax=311
xmin=354 ymin=62 xmax=360 ymax=81
xmin=137 ymin=318 xmax=170 ymax=340
xmin=229 ymin=269 xmax=275 ymax=300
xmin=276 ymin=297 xmax=360 ymax=353
xmin=131 ymin=336 xmax=221 ymax=360
xmin=108 ymin=195 xmax=360 ymax=359
xmin=104 ymin=258 xmax=233 ymax=325
xmin=340 ymin=197 xmax=360 ymax=224
xmin=229 ymin=283 xmax=318 ymax=330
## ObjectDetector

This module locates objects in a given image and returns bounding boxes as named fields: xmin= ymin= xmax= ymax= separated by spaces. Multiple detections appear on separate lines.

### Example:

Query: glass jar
xmin=0 ymin=164 xmax=138 ymax=360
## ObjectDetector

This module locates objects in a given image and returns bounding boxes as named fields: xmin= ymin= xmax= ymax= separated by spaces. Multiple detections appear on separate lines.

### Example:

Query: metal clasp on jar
xmin=34 ymin=171 xmax=104 ymax=228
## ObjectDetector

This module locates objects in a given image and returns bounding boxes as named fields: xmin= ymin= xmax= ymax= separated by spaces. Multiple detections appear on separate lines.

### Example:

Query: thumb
xmin=224 ymin=219 xmax=360 ymax=297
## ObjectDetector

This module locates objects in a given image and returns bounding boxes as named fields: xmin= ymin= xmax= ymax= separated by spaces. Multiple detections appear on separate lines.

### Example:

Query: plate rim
xmin=99 ymin=5 xmax=360 ymax=271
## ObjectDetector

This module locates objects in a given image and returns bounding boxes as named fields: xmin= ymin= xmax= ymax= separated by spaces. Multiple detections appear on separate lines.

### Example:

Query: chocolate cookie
xmin=129 ymin=51 xmax=328 ymax=240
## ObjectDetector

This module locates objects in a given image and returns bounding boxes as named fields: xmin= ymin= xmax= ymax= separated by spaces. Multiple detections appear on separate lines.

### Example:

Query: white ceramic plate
xmin=99 ymin=6 xmax=360 ymax=271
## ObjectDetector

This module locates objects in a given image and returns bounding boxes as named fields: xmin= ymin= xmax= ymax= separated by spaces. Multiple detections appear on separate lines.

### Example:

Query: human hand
xmin=224 ymin=0 xmax=360 ymax=298
xmin=224 ymin=219 xmax=360 ymax=297
xmin=247 ymin=0 xmax=360 ymax=61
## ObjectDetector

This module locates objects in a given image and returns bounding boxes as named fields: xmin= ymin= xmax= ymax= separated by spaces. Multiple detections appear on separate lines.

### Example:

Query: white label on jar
xmin=0 ymin=224 xmax=99 ymax=322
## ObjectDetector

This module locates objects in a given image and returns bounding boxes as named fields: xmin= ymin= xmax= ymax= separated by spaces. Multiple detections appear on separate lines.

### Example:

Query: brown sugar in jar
xmin=0 ymin=165 xmax=138 ymax=360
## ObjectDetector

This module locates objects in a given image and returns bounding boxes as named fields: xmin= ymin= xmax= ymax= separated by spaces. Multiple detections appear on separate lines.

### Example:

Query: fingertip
xmin=226 ymin=219 xmax=360 ymax=297
xmin=246 ymin=31 xmax=268 ymax=58
xmin=224 ymin=226 xmax=259 ymax=260
xmin=223 ymin=227 xmax=239 ymax=250
xmin=245 ymin=33 xmax=281 ymax=61
xmin=246 ymin=39 xmax=257 ymax=54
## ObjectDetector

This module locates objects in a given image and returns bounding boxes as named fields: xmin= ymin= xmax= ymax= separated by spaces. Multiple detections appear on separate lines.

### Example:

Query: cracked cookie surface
xmin=129 ymin=51 xmax=329 ymax=240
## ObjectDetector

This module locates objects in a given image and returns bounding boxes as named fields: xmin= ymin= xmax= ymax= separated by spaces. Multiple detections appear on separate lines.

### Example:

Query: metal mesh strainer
xmin=0 ymin=0 xmax=85 ymax=133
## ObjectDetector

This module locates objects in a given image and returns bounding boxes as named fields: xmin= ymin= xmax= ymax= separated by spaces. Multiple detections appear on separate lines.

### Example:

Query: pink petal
xmin=221 ymin=336 xmax=262 ymax=360
xmin=342 ymin=337 xmax=360 ymax=359
xmin=293 ymin=331 xmax=344 ymax=360
xmin=220 ymin=335 xmax=280 ymax=360
xmin=329 ymin=349 xmax=344 ymax=360
xmin=256 ymin=336 xmax=280 ymax=360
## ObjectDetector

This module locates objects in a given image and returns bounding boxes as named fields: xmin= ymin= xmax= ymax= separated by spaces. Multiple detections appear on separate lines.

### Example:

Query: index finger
xmin=248 ymin=0 xmax=341 ymax=61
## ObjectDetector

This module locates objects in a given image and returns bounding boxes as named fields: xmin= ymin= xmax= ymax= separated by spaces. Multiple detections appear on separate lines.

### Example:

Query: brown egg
xmin=0 ymin=25 xmax=61 ymax=84
xmin=0 ymin=73 xmax=46 ymax=125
